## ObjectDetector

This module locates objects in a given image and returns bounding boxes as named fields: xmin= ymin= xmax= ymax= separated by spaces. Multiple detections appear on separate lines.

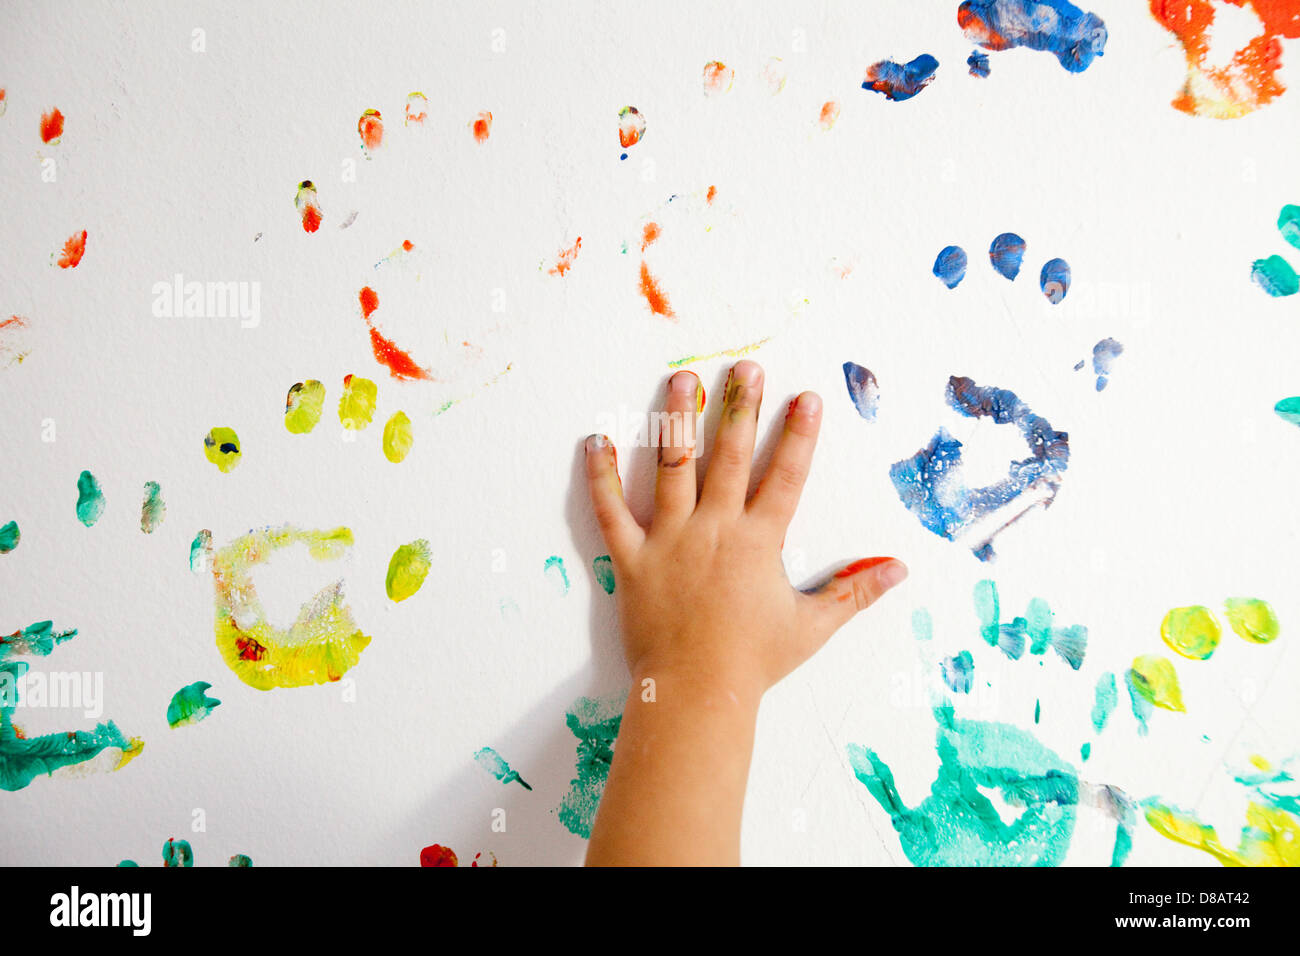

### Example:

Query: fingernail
xmin=788 ymin=391 xmax=822 ymax=419
xmin=669 ymin=370 xmax=697 ymax=395
xmin=726 ymin=361 xmax=762 ymax=404
xmin=585 ymin=434 xmax=609 ymax=453
xmin=879 ymin=561 xmax=909 ymax=589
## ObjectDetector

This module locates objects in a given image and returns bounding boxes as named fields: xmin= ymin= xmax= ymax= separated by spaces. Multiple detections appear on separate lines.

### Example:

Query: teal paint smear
xmin=972 ymin=579 xmax=1087 ymax=668
xmin=557 ymin=694 xmax=624 ymax=839
xmin=1081 ymin=742 xmax=1091 ymax=761
xmin=1279 ymin=204 xmax=1300 ymax=250
xmin=1091 ymin=672 xmax=1118 ymax=733
xmin=1125 ymin=668 xmax=1153 ymax=736
xmin=0 ymin=520 xmax=19 ymax=554
xmin=473 ymin=746 xmax=532 ymax=790
xmin=140 ymin=481 xmax=165 ymax=533
xmin=166 ymin=681 xmax=221 ymax=729
xmin=1252 ymin=255 xmax=1299 ymax=297
xmin=1034 ymin=699 xmax=1041 ymax=724
xmin=117 ymin=860 xmax=138 ymax=867
xmin=1 ymin=621 xmax=77 ymax=659
xmin=592 ymin=554 xmax=615 ymax=594
xmin=75 ymin=471 xmax=105 ymax=527
xmin=544 ymin=555 xmax=570 ymax=595
xmin=228 ymin=854 xmax=253 ymax=867
xmin=162 ymin=838 xmax=193 ymax=868
xmin=847 ymin=703 xmax=1079 ymax=866
xmin=912 ymin=608 xmax=933 ymax=642
xmin=1275 ymin=397 xmax=1300 ymax=427
xmin=941 ymin=650 xmax=974 ymax=694
xmin=189 ymin=530 xmax=212 ymax=573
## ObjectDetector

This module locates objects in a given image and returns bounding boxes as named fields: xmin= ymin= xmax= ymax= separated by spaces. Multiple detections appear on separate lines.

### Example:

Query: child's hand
xmin=584 ymin=360 xmax=907 ymax=702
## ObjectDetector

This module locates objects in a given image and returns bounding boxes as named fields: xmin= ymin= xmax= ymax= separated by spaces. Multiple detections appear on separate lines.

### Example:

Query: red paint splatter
xmin=40 ymin=108 xmax=64 ymax=143
xmin=358 ymin=109 xmax=383 ymax=151
xmin=56 ymin=230 xmax=87 ymax=269
xmin=359 ymin=286 xmax=380 ymax=319
xmin=1 ymin=315 xmax=27 ymax=331
xmin=235 ymin=635 xmax=267 ymax=662
xmin=471 ymin=111 xmax=493 ymax=142
xmin=548 ymin=237 xmax=582 ymax=276
xmin=297 ymin=181 xmax=323 ymax=233
xmin=471 ymin=851 xmax=498 ymax=867
xmin=402 ymin=239 xmax=414 ymax=251
xmin=639 ymin=261 xmax=674 ymax=319
xmin=641 ymin=222 xmax=662 ymax=251
xmin=706 ymin=185 xmax=717 ymax=205
xmin=420 ymin=844 xmax=459 ymax=867
xmin=1150 ymin=0 xmax=1300 ymax=118
xmin=302 ymin=207 xmax=322 ymax=232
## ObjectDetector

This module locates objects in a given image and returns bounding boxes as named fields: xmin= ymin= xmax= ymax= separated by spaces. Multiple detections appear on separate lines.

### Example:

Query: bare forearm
xmin=585 ymin=669 xmax=761 ymax=866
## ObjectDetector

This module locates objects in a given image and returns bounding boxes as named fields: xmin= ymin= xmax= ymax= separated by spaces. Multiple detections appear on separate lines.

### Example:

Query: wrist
xmin=627 ymin=661 xmax=765 ymax=716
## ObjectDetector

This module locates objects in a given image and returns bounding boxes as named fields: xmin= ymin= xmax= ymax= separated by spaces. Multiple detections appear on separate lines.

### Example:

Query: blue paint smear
xmin=842 ymin=361 xmax=880 ymax=421
xmin=959 ymin=0 xmax=1108 ymax=73
xmin=1092 ymin=337 xmax=1123 ymax=391
xmin=941 ymin=651 xmax=975 ymax=694
xmin=1040 ymin=257 xmax=1071 ymax=304
xmin=974 ymin=579 xmax=1087 ymax=668
xmin=967 ymin=50 xmax=991 ymax=77
xmin=989 ymin=232 xmax=1026 ymax=280
xmin=862 ymin=54 xmax=939 ymax=101
xmin=889 ymin=376 xmax=1070 ymax=561
xmin=933 ymin=245 xmax=968 ymax=289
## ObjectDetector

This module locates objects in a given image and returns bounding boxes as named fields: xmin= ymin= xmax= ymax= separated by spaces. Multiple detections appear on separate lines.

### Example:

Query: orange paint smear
xmin=359 ymin=286 xmax=380 ymax=320
xmin=549 ymin=237 xmax=582 ymax=276
xmin=1 ymin=315 xmax=27 ymax=331
xmin=358 ymin=109 xmax=384 ymax=151
xmin=57 ymin=230 xmax=87 ymax=269
xmin=472 ymin=111 xmax=493 ymax=142
xmin=40 ymin=108 xmax=64 ymax=143
xmin=1150 ymin=0 xmax=1300 ymax=118
xmin=641 ymin=222 xmax=661 ymax=251
xmin=819 ymin=100 xmax=841 ymax=130
xmin=301 ymin=206 xmax=322 ymax=233
xmin=367 ymin=324 xmax=434 ymax=381
xmin=706 ymin=185 xmax=717 ymax=205
xmin=639 ymin=261 xmax=674 ymax=319
xmin=402 ymin=239 xmax=414 ymax=251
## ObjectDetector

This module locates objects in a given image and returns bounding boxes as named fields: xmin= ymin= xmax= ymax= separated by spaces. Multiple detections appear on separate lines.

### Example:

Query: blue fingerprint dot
xmin=989 ymin=233 xmax=1026 ymax=280
xmin=1039 ymin=257 xmax=1071 ymax=304
xmin=620 ymin=152 xmax=628 ymax=161
xmin=933 ymin=245 xmax=968 ymax=289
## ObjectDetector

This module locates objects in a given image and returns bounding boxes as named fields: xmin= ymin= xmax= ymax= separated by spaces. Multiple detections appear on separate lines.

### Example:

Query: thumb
xmin=800 ymin=556 xmax=908 ymax=639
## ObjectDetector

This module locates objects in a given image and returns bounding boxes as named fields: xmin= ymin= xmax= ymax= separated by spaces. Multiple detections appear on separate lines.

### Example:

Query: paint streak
xmin=703 ymin=61 xmax=735 ymax=95
xmin=1276 ymin=396 xmax=1300 ymax=426
xmin=544 ymin=555 xmax=570 ymax=595
xmin=190 ymin=530 xmax=212 ymax=574
xmin=639 ymin=261 xmax=674 ymax=319
xmin=973 ymin=579 xmax=1087 ymax=667
xmin=1126 ymin=668 xmax=1155 ymax=735
xmin=848 ymin=703 xmax=1134 ymax=866
xmin=989 ymin=232 xmax=1026 ymax=280
xmin=56 ymin=230 xmax=87 ymax=269
xmin=405 ymin=91 xmax=428 ymax=127
xmin=593 ymin=555 xmax=615 ymax=594
xmin=933 ymin=245 xmax=968 ymax=288
xmin=338 ymin=374 xmax=379 ymax=429
xmin=618 ymin=106 xmax=646 ymax=148
xmin=474 ymin=746 xmax=532 ymax=790
xmin=359 ymin=288 xmax=434 ymax=381
xmin=0 ymin=521 xmax=19 ymax=554
xmin=557 ymin=694 xmax=623 ymax=839
xmin=140 ymin=481 xmax=165 ymax=533
xmin=357 ymin=109 xmax=383 ymax=155
xmin=1252 ymin=254 xmax=1299 ymax=296
xmin=295 ymin=181 xmax=322 ymax=233
xmin=40 ymin=108 xmax=64 ymax=143
xmin=968 ymin=49 xmax=992 ymax=76
xmin=1224 ymin=597 xmax=1280 ymax=644
xmin=203 ymin=427 xmax=242 ymax=473
xmin=960 ymin=0 xmax=1107 ymax=72
xmin=1092 ymin=672 xmax=1118 ymax=732
xmin=842 ymin=362 xmax=880 ymax=422
xmin=0 ymin=624 xmax=142 ymax=791
xmin=667 ymin=337 xmax=771 ymax=368
xmin=162 ymin=839 xmax=193 ymax=868
xmin=471 ymin=111 xmax=493 ymax=142
xmin=1144 ymin=798 xmax=1299 ymax=866
xmin=890 ymin=377 xmax=1070 ymax=561
xmin=385 ymin=539 xmax=431 ymax=602
xmin=548 ymin=237 xmax=581 ymax=277
xmin=641 ymin=222 xmax=661 ymax=252
xmin=818 ymin=100 xmax=841 ymax=129
xmin=1161 ymin=605 xmax=1221 ymax=659
xmin=1129 ymin=655 xmax=1185 ymax=713
xmin=284 ymin=380 xmax=326 ymax=434
xmin=420 ymin=844 xmax=458 ymax=867
xmin=1150 ymin=0 xmax=1300 ymax=119
xmin=862 ymin=54 xmax=940 ymax=101
xmin=212 ymin=525 xmax=372 ymax=690
xmin=75 ymin=471 xmax=105 ymax=527
xmin=941 ymin=651 xmax=975 ymax=694
xmin=382 ymin=411 xmax=413 ymax=463
xmin=913 ymin=608 xmax=934 ymax=642
xmin=1040 ymin=257 xmax=1071 ymax=303
xmin=1091 ymin=337 xmax=1123 ymax=391
xmin=166 ymin=681 xmax=221 ymax=728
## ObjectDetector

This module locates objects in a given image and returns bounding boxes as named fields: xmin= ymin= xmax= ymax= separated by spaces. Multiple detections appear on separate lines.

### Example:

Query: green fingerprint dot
xmin=203 ymin=427 xmax=242 ymax=473
xmin=285 ymin=380 xmax=326 ymax=434
xmin=1160 ymin=605 xmax=1221 ymax=660
xmin=1252 ymin=255 xmax=1299 ymax=297
xmin=75 ymin=471 xmax=105 ymax=527
xmin=1224 ymin=598 xmax=1280 ymax=645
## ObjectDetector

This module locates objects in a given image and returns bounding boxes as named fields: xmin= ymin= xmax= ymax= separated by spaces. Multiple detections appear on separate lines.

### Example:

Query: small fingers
xmin=699 ymin=360 xmax=764 ymax=515
xmin=748 ymin=391 xmax=821 ymax=528
xmin=584 ymin=434 xmax=644 ymax=561
xmin=652 ymin=370 xmax=704 ymax=529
